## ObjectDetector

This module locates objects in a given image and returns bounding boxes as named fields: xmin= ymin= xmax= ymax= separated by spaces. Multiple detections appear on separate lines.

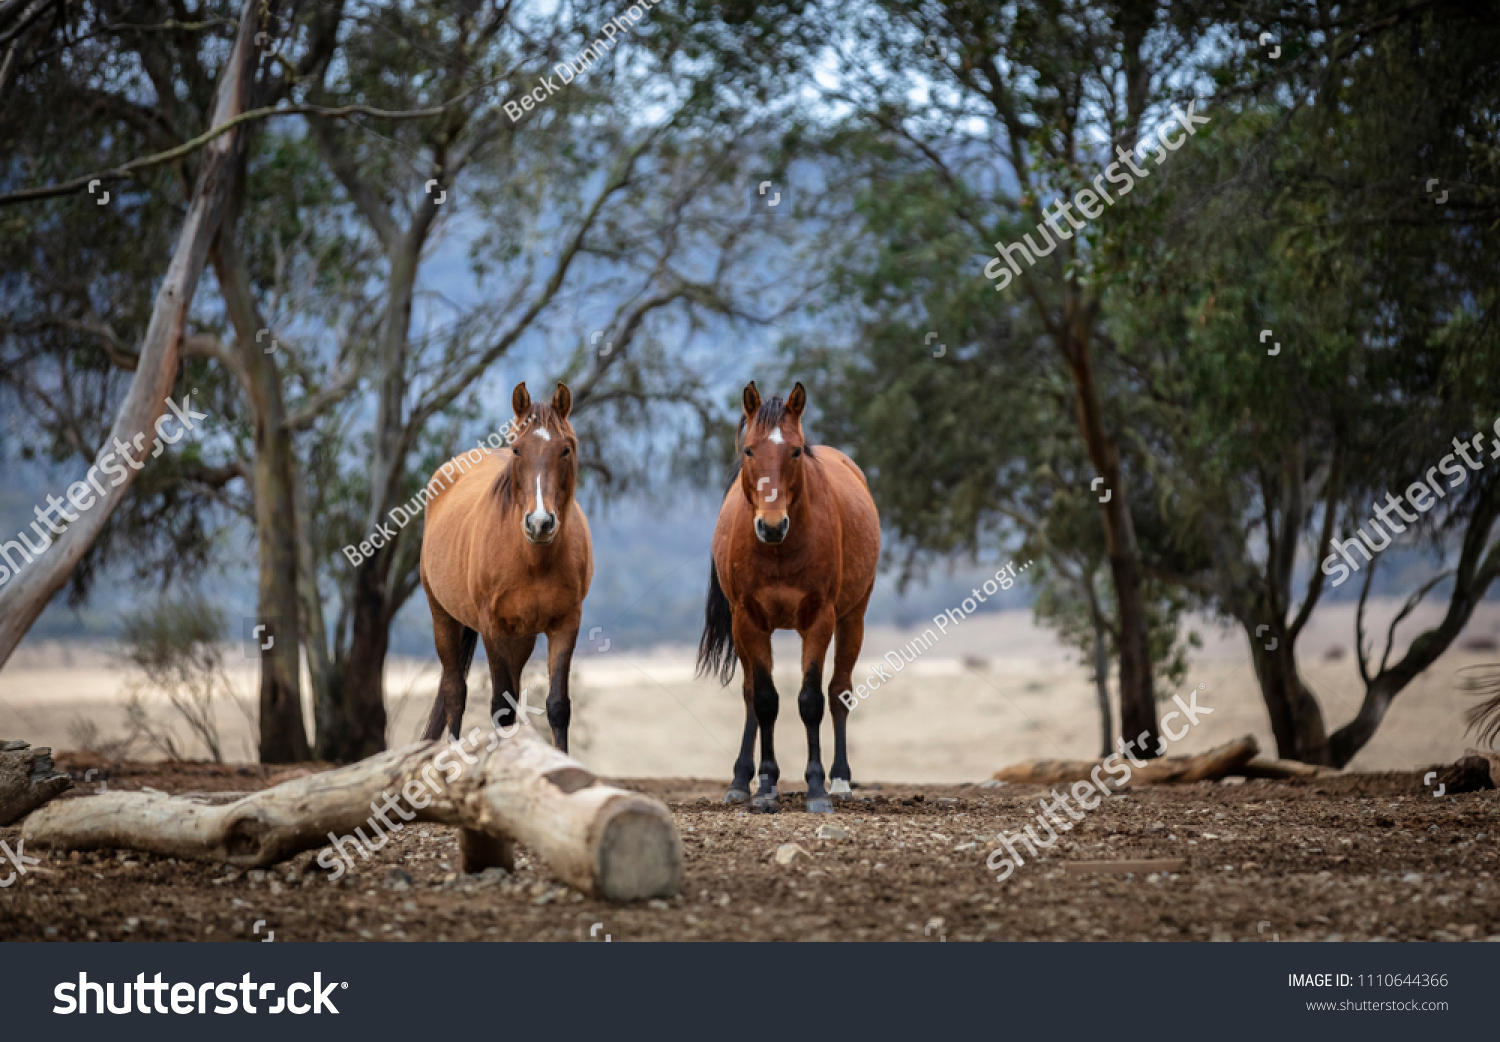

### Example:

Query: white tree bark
xmin=0 ymin=0 xmax=268 ymax=666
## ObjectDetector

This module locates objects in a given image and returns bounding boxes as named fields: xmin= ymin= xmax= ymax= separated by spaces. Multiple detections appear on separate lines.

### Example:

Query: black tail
xmin=696 ymin=561 xmax=736 ymax=685
xmin=422 ymin=626 xmax=479 ymax=740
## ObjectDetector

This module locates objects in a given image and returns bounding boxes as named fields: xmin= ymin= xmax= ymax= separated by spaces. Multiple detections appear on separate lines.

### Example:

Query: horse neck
xmin=789 ymin=448 xmax=824 ymax=522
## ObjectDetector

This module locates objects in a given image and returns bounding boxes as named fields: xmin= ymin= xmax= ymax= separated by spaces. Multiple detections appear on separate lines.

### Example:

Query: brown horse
xmin=697 ymin=381 xmax=881 ymax=812
xmin=419 ymin=381 xmax=592 ymax=752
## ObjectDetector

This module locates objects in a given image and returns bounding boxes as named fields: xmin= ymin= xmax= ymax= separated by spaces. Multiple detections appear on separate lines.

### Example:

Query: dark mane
xmin=738 ymin=396 xmax=786 ymax=444
xmin=518 ymin=402 xmax=570 ymax=437
xmin=736 ymin=394 xmax=812 ymax=457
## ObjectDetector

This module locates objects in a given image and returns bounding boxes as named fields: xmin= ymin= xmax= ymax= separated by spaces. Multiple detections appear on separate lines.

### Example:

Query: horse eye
xmin=791 ymin=448 xmax=802 ymax=458
xmin=561 ymin=447 xmax=571 ymax=457
xmin=744 ymin=449 xmax=753 ymax=458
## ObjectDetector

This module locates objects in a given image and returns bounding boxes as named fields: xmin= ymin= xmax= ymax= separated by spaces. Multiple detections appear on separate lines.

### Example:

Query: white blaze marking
xmin=768 ymin=428 xmax=784 ymax=444
xmin=534 ymin=428 xmax=551 ymax=441
xmin=534 ymin=475 xmax=545 ymax=517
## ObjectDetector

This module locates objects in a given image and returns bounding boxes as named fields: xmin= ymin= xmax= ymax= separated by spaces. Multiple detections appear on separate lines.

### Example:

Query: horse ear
xmin=551 ymin=382 xmax=572 ymax=420
xmin=742 ymin=381 xmax=760 ymax=417
xmin=786 ymin=382 xmax=807 ymax=420
xmin=512 ymin=381 xmax=531 ymax=417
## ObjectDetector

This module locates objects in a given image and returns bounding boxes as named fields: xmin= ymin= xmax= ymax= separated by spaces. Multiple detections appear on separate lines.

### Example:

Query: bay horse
xmin=419 ymin=381 xmax=592 ymax=752
xmin=697 ymin=381 xmax=880 ymax=812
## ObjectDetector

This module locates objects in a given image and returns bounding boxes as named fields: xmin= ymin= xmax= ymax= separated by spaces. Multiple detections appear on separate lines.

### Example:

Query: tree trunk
xmin=1064 ymin=333 xmax=1158 ymax=757
xmin=0 ymin=0 xmax=268 ymax=666
xmin=249 ymin=398 xmax=309 ymax=762
xmin=211 ymin=220 xmax=309 ymax=763
xmin=1329 ymin=486 xmax=1500 ymax=767
xmin=1245 ymin=616 xmax=1330 ymax=764
xmin=293 ymin=470 xmax=338 ymax=759
xmin=320 ymin=235 xmax=427 ymax=761
xmin=1088 ymin=581 xmax=1113 ymax=759
xmin=323 ymin=560 xmax=392 ymax=761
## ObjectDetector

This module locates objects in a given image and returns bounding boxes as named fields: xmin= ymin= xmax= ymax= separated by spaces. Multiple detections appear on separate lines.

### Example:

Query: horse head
xmin=738 ymin=381 xmax=808 ymax=545
xmin=505 ymin=380 xmax=577 ymax=545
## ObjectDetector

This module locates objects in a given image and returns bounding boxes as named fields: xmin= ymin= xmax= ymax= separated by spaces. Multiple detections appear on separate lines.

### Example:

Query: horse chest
xmin=749 ymin=583 xmax=808 ymax=629
xmin=484 ymin=582 xmax=573 ymax=635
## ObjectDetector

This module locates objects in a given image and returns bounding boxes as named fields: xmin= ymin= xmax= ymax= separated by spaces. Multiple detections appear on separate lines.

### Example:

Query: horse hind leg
xmin=423 ymin=609 xmax=478 ymax=741
xmin=484 ymin=634 xmax=535 ymax=732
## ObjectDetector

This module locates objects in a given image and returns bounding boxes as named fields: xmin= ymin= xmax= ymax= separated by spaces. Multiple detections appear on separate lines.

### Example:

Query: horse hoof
xmin=806 ymin=797 xmax=834 ymax=814
xmin=829 ymin=779 xmax=852 ymax=799
xmin=723 ymin=788 xmax=750 ymax=804
xmin=751 ymin=795 xmax=780 ymax=814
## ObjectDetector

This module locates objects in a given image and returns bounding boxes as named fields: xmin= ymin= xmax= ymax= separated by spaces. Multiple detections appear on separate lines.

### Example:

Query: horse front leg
xmin=797 ymin=606 xmax=837 ymax=813
xmin=725 ymin=677 xmax=758 ymax=804
xmin=544 ymin=615 xmax=581 ymax=752
xmin=731 ymin=617 xmax=780 ymax=813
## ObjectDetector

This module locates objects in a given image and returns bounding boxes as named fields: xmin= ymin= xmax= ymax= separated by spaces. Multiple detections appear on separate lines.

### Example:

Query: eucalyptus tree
xmin=1112 ymin=0 xmax=1500 ymax=765
xmin=296 ymin=0 xmax=799 ymax=758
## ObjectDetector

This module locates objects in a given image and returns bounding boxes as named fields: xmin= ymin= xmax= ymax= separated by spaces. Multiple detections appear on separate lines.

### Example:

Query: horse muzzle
xmin=524 ymin=512 xmax=558 ymax=544
xmin=754 ymin=516 xmax=789 ymax=544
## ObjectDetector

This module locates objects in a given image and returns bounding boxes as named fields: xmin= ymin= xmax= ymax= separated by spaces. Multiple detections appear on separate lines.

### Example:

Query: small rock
xmin=246 ymin=869 xmax=267 ymax=884
xmin=775 ymin=843 xmax=813 ymax=865
xmin=384 ymin=868 xmax=413 ymax=889
xmin=815 ymin=824 xmax=849 ymax=840
xmin=978 ymin=779 xmax=1007 ymax=789
xmin=1402 ymin=872 xmax=1423 ymax=884
xmin=648 ymin=899 xmax=670 ymax=910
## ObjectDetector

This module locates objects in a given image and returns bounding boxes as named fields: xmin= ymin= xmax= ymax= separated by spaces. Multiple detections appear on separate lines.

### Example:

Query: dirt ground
xmin=2 ymin=754 xmax=1497 ymax=942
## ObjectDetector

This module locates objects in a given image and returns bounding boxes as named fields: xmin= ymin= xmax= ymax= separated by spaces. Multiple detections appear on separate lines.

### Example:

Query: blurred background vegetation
xmin=2 ymin=0 xmax=1496 ymax=766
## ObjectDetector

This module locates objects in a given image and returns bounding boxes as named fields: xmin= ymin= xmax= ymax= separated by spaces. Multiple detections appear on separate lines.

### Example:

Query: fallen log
xmin=0 ymin=740 xmax=72 ymax=826
xmin=992 ymin=735 xmax=1260 ymax=786
xmin=1463 ymin=748 xmax=1500 ymax=789
xmin=22 ymin=724 xmax=681 ymax=901
xmin=1236 ymin=758 xmax=1341 ymax=780
xmin=1428 ymin=753 xmax=1496 ymax=796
